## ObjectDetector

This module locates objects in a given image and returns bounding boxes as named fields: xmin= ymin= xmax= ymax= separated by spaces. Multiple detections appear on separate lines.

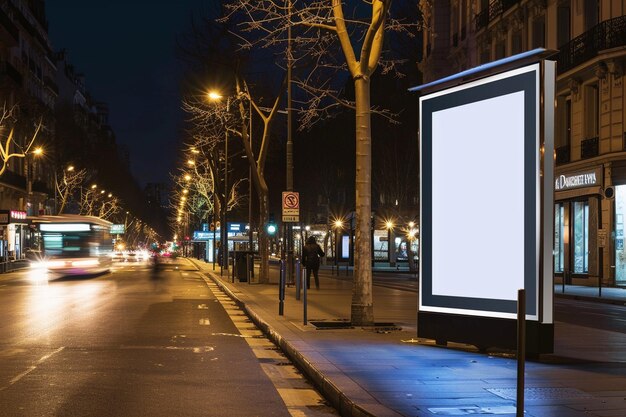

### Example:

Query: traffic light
xmin=266 ymin=212 xmax=277 ymax=235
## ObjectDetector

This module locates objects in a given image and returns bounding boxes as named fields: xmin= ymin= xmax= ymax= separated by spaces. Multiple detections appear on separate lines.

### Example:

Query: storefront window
xmin=573 ymin=201 xmax=589 ymax=273
xmin=554 ymin=203 xmax=564 ymax=273
xmin=615 ymin=185 xmax=626 ymax=283
xmin=373 ymin=230 xmax=388 ymax=261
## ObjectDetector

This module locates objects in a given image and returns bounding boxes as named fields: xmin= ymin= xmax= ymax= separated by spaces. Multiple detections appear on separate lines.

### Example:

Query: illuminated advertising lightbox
xmin=419 ymin=63 xmax=551 ymax=322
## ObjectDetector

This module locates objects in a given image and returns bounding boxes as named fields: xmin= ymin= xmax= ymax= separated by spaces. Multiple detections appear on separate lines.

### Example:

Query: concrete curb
xmin=196 ymin=266 xmax=388 ymax=417
xmin=554 ymin=291 xmax=626 ymax=306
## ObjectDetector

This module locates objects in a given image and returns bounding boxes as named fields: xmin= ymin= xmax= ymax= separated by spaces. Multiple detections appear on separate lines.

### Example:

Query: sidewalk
xmin=202 ymin=260 xmax=626 ymax=416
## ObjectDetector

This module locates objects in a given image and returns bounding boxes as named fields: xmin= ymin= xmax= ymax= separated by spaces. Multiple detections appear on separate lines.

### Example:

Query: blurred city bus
xmin=29 ymin=214 xmax=114 ymax=277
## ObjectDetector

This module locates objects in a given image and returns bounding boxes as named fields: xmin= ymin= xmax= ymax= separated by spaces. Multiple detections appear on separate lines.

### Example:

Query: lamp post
xmin=333 ymin=219 xmax=344 ymax=274
xmin=26 ymin=147 xmax=43 ymax=215
xmin=386 ymin=219 xmax=395 ymax=267
xmin=208 ymin=90 xmax=230 ymax=274
xmin=248 ymin=98 xmax=254 ymax=278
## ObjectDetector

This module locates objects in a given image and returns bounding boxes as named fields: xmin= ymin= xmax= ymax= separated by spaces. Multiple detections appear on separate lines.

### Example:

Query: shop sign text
xmin=554 ymin=172 xmax=597 ymax=191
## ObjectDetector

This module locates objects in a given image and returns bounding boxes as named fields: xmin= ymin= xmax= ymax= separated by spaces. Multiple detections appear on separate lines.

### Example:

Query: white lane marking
xmin=197 ymin=304 xmax=209 ymax=309
xmin=121 ymin=345 xmax=214 ymax=352
xmin=199 ymin=318 xmax=211 ymax=325
xmin=2 ymin=346 xmax=65 ymax=390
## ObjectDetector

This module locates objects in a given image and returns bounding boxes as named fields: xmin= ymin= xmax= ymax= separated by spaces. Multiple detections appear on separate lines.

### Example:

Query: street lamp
xmin=333 ymin=218 xmax=344 ymax=273
xmin=385 ymin=219 xmax=395 ymax=266
xmin=26 ymin=147 xmax=43 ymax=215
xmin=208 ymin=89 xmax=230 ymax=273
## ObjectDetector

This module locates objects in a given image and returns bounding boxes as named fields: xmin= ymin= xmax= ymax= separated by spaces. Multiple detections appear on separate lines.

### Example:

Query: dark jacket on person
xmin=302 ymin=237 xmax=324 ymax=269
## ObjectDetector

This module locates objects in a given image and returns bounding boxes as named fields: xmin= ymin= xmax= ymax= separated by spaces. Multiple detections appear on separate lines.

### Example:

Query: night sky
xmin=45 ymin=1 xmax=207 ymax=186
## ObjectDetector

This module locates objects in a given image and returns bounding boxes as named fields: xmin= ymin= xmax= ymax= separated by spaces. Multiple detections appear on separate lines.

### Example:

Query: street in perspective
xmin=2 ymin=1 xmax=626 ymax=417
xmin=0 ymin=257 xmax=337 ymax=417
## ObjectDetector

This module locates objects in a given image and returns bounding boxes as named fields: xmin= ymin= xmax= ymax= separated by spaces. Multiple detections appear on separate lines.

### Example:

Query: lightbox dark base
xmin=417 ymin=311 xmax=554 ymax=355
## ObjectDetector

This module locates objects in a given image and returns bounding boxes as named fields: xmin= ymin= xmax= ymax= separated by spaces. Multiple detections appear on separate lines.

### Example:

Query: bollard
xmin=516 ymin=289 xmax=526 ymax=417
xmin=247 ymin=254 xmax=252 ymax=284
xmin=231 ymin=253 xmax=235 ymax=283
xmin=279 ymin=260 xmax=285 ymax=316
xmin=295 ymin=259 xmax=301 ymax=301
xmin=303 ymin=266 xmax=308 ymax=325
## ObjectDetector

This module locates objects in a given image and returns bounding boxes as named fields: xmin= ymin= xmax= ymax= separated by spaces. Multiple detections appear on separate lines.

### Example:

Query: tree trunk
xmin=257 ymin=180 xmax=271 ymax=284
xmin=351 ymin=76 xmax=374 ymax=326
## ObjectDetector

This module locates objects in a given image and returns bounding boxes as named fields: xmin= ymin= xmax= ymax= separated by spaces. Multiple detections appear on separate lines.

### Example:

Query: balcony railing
xmin=557 ymin=15 xmax=626 ymax=74
xmin=581 ymin=137 xmax=599 ymax=159
xmin=475 ymin=0 xmax=521 ymax=31
xmin=555 ymin=145 xmax=570 ymax=165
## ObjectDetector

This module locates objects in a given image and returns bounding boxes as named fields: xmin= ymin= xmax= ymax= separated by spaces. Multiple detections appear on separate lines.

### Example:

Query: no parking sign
xmin=282 ymin=191 xmax=299 ymax=222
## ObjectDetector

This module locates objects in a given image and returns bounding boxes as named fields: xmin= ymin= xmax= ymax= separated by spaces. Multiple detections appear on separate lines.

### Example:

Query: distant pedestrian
xmin=302 ymin=236 xmax=324 ymax=289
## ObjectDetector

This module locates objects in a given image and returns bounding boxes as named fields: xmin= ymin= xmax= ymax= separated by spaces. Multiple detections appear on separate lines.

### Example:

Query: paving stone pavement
xmin=189 ymin=260 xmax=626 ymax=416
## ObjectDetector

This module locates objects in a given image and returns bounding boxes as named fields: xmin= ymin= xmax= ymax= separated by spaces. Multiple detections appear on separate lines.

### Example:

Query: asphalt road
xmin=0 ymin=259 xmax=300 ymax=417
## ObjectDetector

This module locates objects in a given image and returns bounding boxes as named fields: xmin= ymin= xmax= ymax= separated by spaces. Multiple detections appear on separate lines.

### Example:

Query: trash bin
xmin=234 ymin=251 xmax=248 ymax=282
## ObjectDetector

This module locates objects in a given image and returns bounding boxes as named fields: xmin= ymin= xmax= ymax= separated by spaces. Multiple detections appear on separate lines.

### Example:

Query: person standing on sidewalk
xmin=302 ymin=236 xmax=324 ymax=289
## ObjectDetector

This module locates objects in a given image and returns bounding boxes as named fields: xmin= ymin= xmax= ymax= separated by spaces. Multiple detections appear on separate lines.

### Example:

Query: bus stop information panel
xmin=416 ymin=55 xmax=555 ymax=354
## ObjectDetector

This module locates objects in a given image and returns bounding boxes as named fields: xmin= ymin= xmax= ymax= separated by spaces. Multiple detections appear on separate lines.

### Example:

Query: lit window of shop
xmin=554 ymin=203 xmax=564 ymax=273
xmin=572 ymin=201 xmax=589 ymax=274
xmin=615 ymin=186 xmax=626 ymax=283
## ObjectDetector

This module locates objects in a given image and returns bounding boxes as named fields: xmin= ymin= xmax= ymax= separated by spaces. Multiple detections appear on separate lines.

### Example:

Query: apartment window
xmin=584 ymin=0 xmax=599 ymax=31
xmin=460 ymin=0 xmax=467 ymax=39
xmin=585 ymin=84 xmax=599 ymax=139
xmin=480 ymin=48 xmax=490 ymax=64
xmin=480 ymin=0 xmax=488 ymax=13
xmin=452 ymin=3 xmax=459 ymax=46
xmin=532 ymin=15 xmax=545 ymax=48
xmin=557 ymin=3 xmax=571 ymax=47
xmin=495 ymin=41 xmax=505 ymax=60
xmin=556 ymin=96 xmax=572 ymax=148
xmin=511 ymin=31 xmax=522 ymax=55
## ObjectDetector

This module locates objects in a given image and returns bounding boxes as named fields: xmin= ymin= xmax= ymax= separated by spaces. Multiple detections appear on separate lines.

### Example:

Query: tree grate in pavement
xmin=486 ymin=387 xmax=594 ymax=400
xmin=309 ymin=321 xmax=398 ymax=330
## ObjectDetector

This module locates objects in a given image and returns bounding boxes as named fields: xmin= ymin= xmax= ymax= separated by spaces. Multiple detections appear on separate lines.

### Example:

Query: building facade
xmin=419 ymin=0 xmax=626 ymax=286
xmin=0 ymin=0 xmax=56 ymax=259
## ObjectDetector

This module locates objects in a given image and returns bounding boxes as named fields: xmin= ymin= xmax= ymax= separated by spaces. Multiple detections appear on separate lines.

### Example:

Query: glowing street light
xmin=207 ymin=91 xmax=223 ymax=101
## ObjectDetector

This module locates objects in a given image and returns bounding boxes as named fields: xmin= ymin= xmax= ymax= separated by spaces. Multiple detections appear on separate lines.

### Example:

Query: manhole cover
xmin=427 ymin=406 xmax=517 ymax=415
xmin=486 ymin=387 xmax=593 ymax=400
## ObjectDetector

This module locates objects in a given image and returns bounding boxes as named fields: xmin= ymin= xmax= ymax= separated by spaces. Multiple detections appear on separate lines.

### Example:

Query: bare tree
xmin=56 ymin=167 xmax=87 ymax=214
xmin=221 ymin=0 xmax=419 ymax=324
xmin=0 ymin=104 xmax=42 ymax=177
xmin=79 ymin=186 xmax=121 ymax=220
xmin=183 ymin=87 xmax=281 ymax=282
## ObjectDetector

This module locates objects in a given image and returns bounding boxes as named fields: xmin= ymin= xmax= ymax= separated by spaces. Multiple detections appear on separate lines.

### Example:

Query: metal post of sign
xmin=303 ymin=266 xmax=308 ymax=326
xmin=516 ymin=289 xmax=526 ymax=417
xmin=295 ymin=258 xmax=301 ymax=300
xmin=279 ymin=259 xmax=285 ymax=315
